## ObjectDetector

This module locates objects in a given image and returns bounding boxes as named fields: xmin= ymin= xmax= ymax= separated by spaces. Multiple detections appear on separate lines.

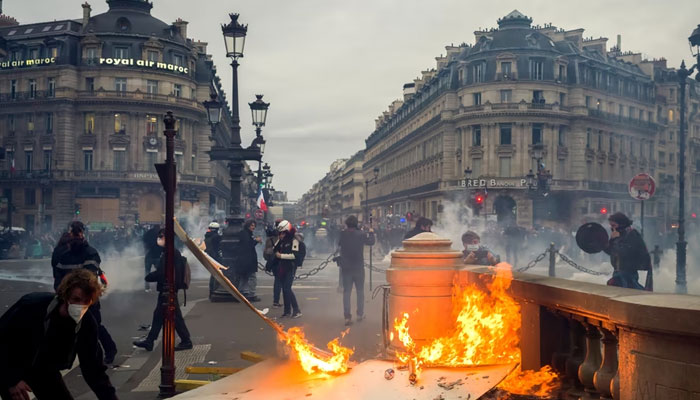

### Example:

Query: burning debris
xmin=282 ymin=327 xmax=353 ymax=376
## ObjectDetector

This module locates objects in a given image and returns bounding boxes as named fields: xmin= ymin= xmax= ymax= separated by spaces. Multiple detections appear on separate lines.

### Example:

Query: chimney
xmin=174 ymin=18 xmax=189 ymax=40
xmin=403 ymin=83 xmax=416 ymax=101
xmin=82 ymin=2 xmax=91 ymax=29
xmin=617 ymin=34 xmax=621 ymax=51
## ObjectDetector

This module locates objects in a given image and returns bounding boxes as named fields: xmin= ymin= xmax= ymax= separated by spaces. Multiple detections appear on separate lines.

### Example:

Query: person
xmin=142 ymin=225 xmax=162 ymax=292
xmin=264 ymin=221 xmax=282 ymax=308
xmin=235 ymin=220 xmax=262 ymax=302
xmin=461 ymin=231 xmax=500 ymax=266
xmin=52 ymin=221 xmax=117 ymax=365
xmin=133 ymin=229 xmax=193 ymax=351
xmin=0 ymin=269 xmax=118 ymax=400
xmin=503 ymin=224 xmax=524 ymax=267
xmin=603 ymin=212 xmax=652 ymax=290
xmin=404 ymin=217 xmax=432 ymax=239
xmin=204 ymin=222 xmax=222 ymax=296
xmin=650 ymin=245 xmax=662 ymax=270
xmin=337 ymin=215 xmax=375 ymax=326
xmin=272 ymin=220 xmax=302 ymax=318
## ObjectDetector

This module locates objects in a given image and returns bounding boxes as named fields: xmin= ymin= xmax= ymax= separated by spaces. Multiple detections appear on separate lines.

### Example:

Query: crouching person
xmin=0 ymin=269 xmax=118 ymax=400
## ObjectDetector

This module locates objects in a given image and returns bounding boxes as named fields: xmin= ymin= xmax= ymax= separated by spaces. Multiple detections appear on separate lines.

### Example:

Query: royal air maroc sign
xmin=1 ymin=57 xmax=57 ymax=69
xmin=99 ymin=58 xmax=189 ymax=74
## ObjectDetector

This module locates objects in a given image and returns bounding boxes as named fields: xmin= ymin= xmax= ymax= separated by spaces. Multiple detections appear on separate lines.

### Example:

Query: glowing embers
xmin=281 ymin=327 xmax=353 ymax=376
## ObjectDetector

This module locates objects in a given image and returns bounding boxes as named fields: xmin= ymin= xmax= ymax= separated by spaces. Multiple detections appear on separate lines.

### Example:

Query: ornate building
xmin=301 ymin=10 xmax=700 ymax=235
xmin=0 ymin=0 xmax=244 ymax=232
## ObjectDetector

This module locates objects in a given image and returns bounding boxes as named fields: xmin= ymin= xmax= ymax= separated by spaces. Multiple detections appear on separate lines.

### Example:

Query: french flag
xmin=256 ymin=188 xmax=268 ymax=212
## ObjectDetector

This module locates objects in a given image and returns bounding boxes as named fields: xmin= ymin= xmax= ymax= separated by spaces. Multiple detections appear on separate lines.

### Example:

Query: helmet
xmin=208 ymin=222 xmax=220 ymax=230
xmin=276 ymin=220 xmax=292 ymax=232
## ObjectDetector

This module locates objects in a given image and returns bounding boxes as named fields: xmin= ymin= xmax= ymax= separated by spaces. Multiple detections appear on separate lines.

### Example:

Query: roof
xmin=84 ymin=0 xmax=184 ymax=43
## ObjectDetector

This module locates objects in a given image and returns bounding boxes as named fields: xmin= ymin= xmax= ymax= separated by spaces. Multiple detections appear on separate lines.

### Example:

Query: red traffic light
xmin=475 ymin=194 xmax=484 ymax=205
xmin=301 ymin=220 xmax=306 ymax=226
xmin=245 ymin=212 xmax=251 ymax=218
xmin=406 ymin=212 xmax=413 ymax=221
xmin=692 ymin=212 xmax=697 ymax=218
xmin=600 ymin=207 xmax=608 ymax=215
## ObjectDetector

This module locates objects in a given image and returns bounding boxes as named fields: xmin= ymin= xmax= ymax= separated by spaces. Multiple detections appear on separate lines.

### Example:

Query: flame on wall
xmin=393 ymin=265 xmax=560 ymax=397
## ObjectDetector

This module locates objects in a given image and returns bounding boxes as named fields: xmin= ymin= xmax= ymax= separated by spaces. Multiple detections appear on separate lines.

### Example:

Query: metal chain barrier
xmin=516 ymin=250 xmax=548 ymax=272
xmin=365 ymin=263 xmax=389 ymax=273
xmin=556 ymin=251 xmax=609 ymax=276
xmin=256 ymin=251 xmax=338 ymax=279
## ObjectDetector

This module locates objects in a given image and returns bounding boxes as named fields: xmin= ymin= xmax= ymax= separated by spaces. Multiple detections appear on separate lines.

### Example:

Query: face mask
xmin=157 ymin=237 xmax=165 ymax=247
xmin=67 ymin=303 xmax=89 ymax=323
xmin=466 ymin=244 xmax=479 ymax=252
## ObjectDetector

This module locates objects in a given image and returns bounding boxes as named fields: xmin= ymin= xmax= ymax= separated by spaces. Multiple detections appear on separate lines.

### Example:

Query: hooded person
xmin=204 ymin=222 xmax=223 ymax=296
xmin=404 ymin=217 xmax=433 ymax=239
xmin=603 ymin=212 xmax=653 ymax=290
xmin=234 ymin=220 xmax=262 ymax=302
xmin=0 ymin=269 xmax=118 ymax=400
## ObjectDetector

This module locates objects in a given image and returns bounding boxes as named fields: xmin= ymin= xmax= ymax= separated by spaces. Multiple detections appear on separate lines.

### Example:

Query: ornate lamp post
xmin=527 ymin=143 xmax=553 ymax=228
xmin=364 ymin=167 xmax=379 ymax=290
xmin=207 ymin=14 xmax=264 ymax=282
xmin=674 ymin=24 xmax=700 ymax=294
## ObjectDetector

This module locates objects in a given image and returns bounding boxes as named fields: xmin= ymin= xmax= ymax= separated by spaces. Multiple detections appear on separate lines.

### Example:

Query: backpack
xmin=293 ymin=239 xmax=306 ymax=267
xmin=175 ymin=254 xmax=191 ymax=305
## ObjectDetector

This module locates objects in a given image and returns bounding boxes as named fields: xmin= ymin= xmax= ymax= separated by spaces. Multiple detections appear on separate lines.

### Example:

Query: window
xmin=28 ymin=47 xmax=39 ymax=59
xmin=458 ymin=69 xmax=464 ymax=83
xmin=6 ymin=151 xmax=14 ymax=170
xmin=85 ymin=77 xmax=94 ymax=92
xmin=47 ymin=78 xmax=56 ymax=97
xmin=114 ymin=113 xmax=127 ymax=134
xmin=639 ymin=110 xmax=644 ymax=120
xmin=191 ymin=155 xmax=196 ymax=172
xmin=83 ymin=150 xmax=93 ymax=171
xmin=629 ymin=106 xmax=635 ymax=118
xmin=24 ymin=151 xmax=33 ymax=172
xmin=499 ymin=157 xmax=512 ymax=177
xmin=10 ymin=80 xmax=17 ymax=100
xmin=45 ymin=113 xmax=53 ymax=133
xmin=619 ymin=104 xmax=624 ymax=116
xmin=533 ymin=90 xmax=544 ymax=103
xmin=597 ymin=132 xmax=603 ymax=150
xmin=84 ymin=113 xmax=95 ymax=134
xmin=50 ymin=47 xmax=59 ymax=58
xmin=114 ymin=46 xmax=130 ymax=59
xmin=532 ymin=123 xmax=543 ymax=145
xmin=472 ymin=158 xmax=481 ymax=177
xmin=176 ymin=153 xmax=183 ymax=167
xmin=146 ymin=115 xmax=158 ymax=135
xmin=43 ymin=150 xmax=52 ymax=171
xmin=499 ymin=124 xmax=512 ymax=145
xmin=558 ymin=126 xmax=566 ymax=146
xmin=472 ymin=125 xmax=481 ymax=146
xmin=86 ymin=47 xmax=97 ymax=63
xmin=44 ymin=188 xmax=52 ymax=207
xmin=669 ymin=109 xmax=674 ymax=122
xmin=501 ymin=62 xmax=512 ymax=77
xmin=147 ymin=80 xmax=158 ymax=96
xmin=500 ymin=90 xmax=512 ymax=103
xmin=173 ymin=54 xmax=184 ymax=67
xmin=597 ymin=99 xmax=602 ymax=111
xmin=659 ymin=152 xmax=665 ymax=164
xmin=473 ymin=92 xmax=481 ymax=106
xmin=558 ymin=65 xmax=566 ymax=81
xmin=146 ymin=152 xmax=157 ymax=172
xmin=670 ymin=131 xmax=674 ymax=141
xmin=586 ymin=128 xmax=591 ymax=148
xmin=174 ymin=84 xmax=182 ymax=98
xmin=529 ymin=59 xmax=544 ymax=80
xmin=609 ymin=135 xmax=614 ymax=153
xmin=585 ymin=96 xmax=591 ymax=108
xmin=115 ymin=78 xmax=127 ymax=93
xmin=669 ymin=153 xmax=674 ymax=164
xmin=27 ymin=114 xmax=34 ymax=133
xmin=559 ymin=93 xmax=566 ymax=105
xmin=147 ymin=50 xmax=159 ymax=62
xmin=24 ymin=189 xmax=36 ymax=206
xmin=8 ymin=115 xmax=15 ymax=133
xmin=28 ymin=79 xmax=36 ymax=99
xmin=113 ymin=150 xmax=126 ymax=171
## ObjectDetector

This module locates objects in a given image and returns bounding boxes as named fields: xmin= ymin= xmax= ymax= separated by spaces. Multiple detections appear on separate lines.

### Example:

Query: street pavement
xmin=0 ymin=254 xmax=390 ymax=400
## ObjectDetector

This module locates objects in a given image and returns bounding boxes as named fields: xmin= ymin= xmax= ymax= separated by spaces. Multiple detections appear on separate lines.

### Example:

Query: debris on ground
xmin=437 ymin=378 xmax=464 ymax=390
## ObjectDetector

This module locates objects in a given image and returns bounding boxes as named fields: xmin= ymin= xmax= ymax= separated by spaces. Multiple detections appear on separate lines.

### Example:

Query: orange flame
xmin=282 ymin=327 xmax=354 ymax=376
xmin=393 ymin=265 xmax=559 ymax=396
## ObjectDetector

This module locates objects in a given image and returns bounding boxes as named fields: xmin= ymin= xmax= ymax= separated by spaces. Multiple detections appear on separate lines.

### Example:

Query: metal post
xmin=369 ymin=212 xmax=373 ymax=292
xmin=548 ymin=242 xmax=556 ymax=277
xmin=156 ymin=112 xmax=177 ymax=397
xmin=6 ymin=189 xmax=11 ymax=231
xmin=640 ymin=200 xmax=645 ymax=241
xmin=676 ymin=62 xmax=690 ymax=294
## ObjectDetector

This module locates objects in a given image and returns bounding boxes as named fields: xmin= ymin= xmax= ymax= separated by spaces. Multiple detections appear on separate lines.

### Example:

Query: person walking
xmin=204 ymin=222 xmax=222 ymax=296
xmin=142 ymin=225 xmax=162 ymax=292
xmin=404 ymin=217 xmax=432 ymax=239
xmin=272 ymin=220 xmax=302 ymax=318
xmin=603 ymin=212 xmax=653 ymax=290
xmin=133 ymin=229 xmax=193 ymax=351
xmin=337 ymin=215 xmax=375 ymax=326
xmin=0 ymin=269 xmax=118 ymax=400
xmin=52 ymin=221 xmax=117 ymax=365
xmin=263 ymin=222 xmax=282 ymax=308
xmin=235 ymin=220 xmax=262 ymax=302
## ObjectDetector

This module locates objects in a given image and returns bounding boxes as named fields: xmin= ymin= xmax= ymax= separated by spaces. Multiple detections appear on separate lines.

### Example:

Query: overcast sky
xmin=4 ymin=0 xmax=700 ymax=199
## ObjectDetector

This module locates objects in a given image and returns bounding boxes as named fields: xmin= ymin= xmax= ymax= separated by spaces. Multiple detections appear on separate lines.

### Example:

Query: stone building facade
xmin=302 ymin=11 xmax=700 ymax=235
xmin=0 ymin=0 xmax=248 ymax=232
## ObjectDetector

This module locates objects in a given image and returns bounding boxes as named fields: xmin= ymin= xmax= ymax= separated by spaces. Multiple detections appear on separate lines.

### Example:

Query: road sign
xmin=629 ymin=173 xmax=656 ymax=200
xmin=254 ymin=209 xmax=264 ymax=220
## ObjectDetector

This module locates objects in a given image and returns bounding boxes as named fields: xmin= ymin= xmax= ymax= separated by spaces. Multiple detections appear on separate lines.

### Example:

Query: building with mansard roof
xmin=0 ymin=0 xmax=255 ymax=232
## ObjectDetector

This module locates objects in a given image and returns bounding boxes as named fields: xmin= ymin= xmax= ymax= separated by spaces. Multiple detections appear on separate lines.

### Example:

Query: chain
xmin=556 ymin=251 xmax=609 ymax=276
xmin=295 ymin=252 xmax=338 ymax=280
xmin=516 ymin=250 xmax=548 ymax=272
xmin=365 ymin=263 xmax=389 ymax=273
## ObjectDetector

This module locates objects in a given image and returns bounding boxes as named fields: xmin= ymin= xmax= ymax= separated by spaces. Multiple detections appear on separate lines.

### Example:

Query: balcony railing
xmin=587 ymin=109 xmax=657 ymax=130
xmin=75 ymin=90 xmax=200 ymax=107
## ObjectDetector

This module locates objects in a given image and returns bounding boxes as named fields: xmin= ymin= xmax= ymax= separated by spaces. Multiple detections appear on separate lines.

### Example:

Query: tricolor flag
xmin=256 ymin=188 xmax=268 ymax=212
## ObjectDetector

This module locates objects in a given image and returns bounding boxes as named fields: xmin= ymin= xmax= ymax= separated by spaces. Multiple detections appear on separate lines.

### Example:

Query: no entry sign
xmin=629 ymin=173 xmax=656 ymax=200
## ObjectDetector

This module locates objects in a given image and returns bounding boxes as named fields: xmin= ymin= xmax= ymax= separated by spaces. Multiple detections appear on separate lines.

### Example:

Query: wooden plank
xmin=174 ymin=379 xmax=210 ymax=392
xmin=185 ymin=366 xmax=243 ymax=375
xmin=240 ymin=351 xmax=266 ymax=364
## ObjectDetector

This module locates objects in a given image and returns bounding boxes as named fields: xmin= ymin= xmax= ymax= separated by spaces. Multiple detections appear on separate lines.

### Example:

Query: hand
xmin=9 ymin=381 xmax=32 ymax=400
xmin=611 ymin=230 xmax=620 ymax=239
xmin=255 ymin=237 xmax=262 ymax=243
xmin=464 ymin=252 xmax=476 ymax=264
xmin=487 ymin=252 xmax=498 ymax=266
xmin=275 ymin=252 xmax=282 ymax=259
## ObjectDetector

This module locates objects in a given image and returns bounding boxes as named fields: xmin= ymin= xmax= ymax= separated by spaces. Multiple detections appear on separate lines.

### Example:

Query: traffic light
xmin=600 ymin=207 xmax=608 ymax=215
xmin=134 ymin=213 xmax=140 ymax=224
xmin=74 ymin=203 xmax=81 ymax=215
xmin=475 ymin=193 xmax=485 ymax=205
xmin=406 ymin=212 xmax=413 ymax=221
xmin=692 ymin=212 xmax=697 ymax=219
xmin=470 ymin=191 xmax=486 ymax=215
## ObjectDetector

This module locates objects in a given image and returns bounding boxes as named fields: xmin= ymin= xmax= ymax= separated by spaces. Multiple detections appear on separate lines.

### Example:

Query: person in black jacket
xmin=0 ymin=269 xmax=118 ymax=400
xmin=204 ymin=222 xmax=222 ymax=296
xmin=51 ymin=222 xmax=117 ymax=365
xmin=404 ymin=217 xmax=432 ymax=239
xmin=603 ymin=212 xmax=652 ymax=290
xmin=142 ymin=225 xmax=162 ymax=292
xmin=235 ymin=220 xmax=262 ymax=302
xmin=272 ymin=220 xmax=302 ymax=318
xmin=133 ymin=229 xmax=192 ymax=351
xmin=337 ymin=215 xmax=375 ymax=326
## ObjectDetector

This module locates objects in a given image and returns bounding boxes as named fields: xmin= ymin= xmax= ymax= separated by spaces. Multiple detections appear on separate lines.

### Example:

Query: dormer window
xmin=114 ymin=46 xmax=130 ymax=59
xmin=529 ymin=59 xmax=544 ymax=80
xmin=501 ymin=62 xmax=512 ymax=78
xmin=116 ymin=17 xmax=131 ymax=33
xmin=173 ymin=54 xmax=184 ymax=67
xmin=473 ymin=62 xmax=485 ymax=83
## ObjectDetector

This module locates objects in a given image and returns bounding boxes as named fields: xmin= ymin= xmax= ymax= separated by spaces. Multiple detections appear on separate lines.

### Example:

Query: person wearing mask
xmin=272 ymin=220 xmax=302 ymax=318
xmin=235 ymin=220 xmax=262 ymax=303
xmin=337 ymin=215 xmax=375 ymax=326
xmin=461 ymin=231 xmax=500 ymax=266
xmin=603 ymin=212 xmax=652 ymax=290
xmin=52 ymin=221 xmax=117 ymax=365
xmin=133 ymin=229 xmax=193 ymax=351
xmin=263 ymin=221 xmax=282 ymax=308
xmin=0 ymin=269 xmax=118 ymax=400
xmin=404 ymin=217 xmax=433 ymax=239
xmin=204 ymin=222 xmax=222 ymax=296
xmin=142 ymin=225 xmax=162 ymax=292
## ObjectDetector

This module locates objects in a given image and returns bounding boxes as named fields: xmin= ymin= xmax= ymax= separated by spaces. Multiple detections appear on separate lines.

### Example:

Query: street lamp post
xmin=365 ymin=167 xmax=379 ymax=291
xmin=206 ymin=14 xmax=264 ymax=283
xmin=250 ymin=95 xmax=269 ymax=222
xmin=526 ymin=143 xmax=553 ymax=229
xmin=675 ymin=24 xmax=700 ymax=294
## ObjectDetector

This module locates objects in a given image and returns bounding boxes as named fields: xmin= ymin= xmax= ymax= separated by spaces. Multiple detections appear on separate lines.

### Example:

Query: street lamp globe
xmin=689 ymin=24 xmax=700 ymax=58
xmin=531 ymin=142 xmax=545 ymax=161
xmin=249 ymin=94 xmax=270 ymax=128
xmin=222 ymin=13 xmax=247 ymax=59
xmin=526 ymin=169 xmax=536 ymax=188
xmin=373 ymin=167 xmax=379 ymax=181
xmin=262 ymin=163 xmax=270 ymax=173
xmin=464 ymin=167 xmax=472 ymax=178
xmin=203 ymin=93 xmax=222 ymax=126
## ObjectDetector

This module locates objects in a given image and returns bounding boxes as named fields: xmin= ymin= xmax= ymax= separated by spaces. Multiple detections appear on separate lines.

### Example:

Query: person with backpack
xmin=235 ymin=220 xmax=262 ymax=303
xmin=263 ymin=222 xmax=282 ymax=308
xmin=271 ymin=220 xmax=305 ymax=318
xmin=337 ymin=215 xmax=375 ymax=326
xmin=133 ymin=229 xmax=192 ymax=351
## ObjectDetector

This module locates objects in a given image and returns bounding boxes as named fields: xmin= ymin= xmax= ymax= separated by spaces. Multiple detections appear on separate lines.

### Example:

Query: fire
xmin=393 ymin=265 xmax=559 ymax=396
xmin=282 ymin=327 xmax=354 ymax=376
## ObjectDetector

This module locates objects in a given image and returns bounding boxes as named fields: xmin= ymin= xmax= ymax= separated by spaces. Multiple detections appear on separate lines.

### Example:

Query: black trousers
xmin=145 ymin=293 xmax=191 ymax=344
xmin=0 ymin=369 xmax=73 ymax=400
xmin=89 ymin=302 xmax=117 ymax=358
xmin=342 ymin=267 xmax=365 ymax=319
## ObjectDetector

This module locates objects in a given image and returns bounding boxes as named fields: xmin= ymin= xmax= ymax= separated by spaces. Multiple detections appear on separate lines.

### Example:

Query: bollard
xmin=549 ymin=242 xmax=556 ymax=277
